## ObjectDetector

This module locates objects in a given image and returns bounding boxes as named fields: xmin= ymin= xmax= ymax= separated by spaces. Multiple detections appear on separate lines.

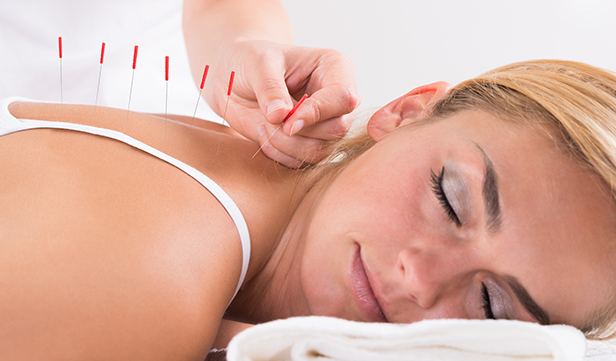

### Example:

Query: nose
xmin=396 ymin=245 xmax=471 ymax=310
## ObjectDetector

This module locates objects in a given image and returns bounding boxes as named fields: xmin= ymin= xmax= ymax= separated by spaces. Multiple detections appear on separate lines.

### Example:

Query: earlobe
xmin=367 ymin=81 xmax=451 ymax=142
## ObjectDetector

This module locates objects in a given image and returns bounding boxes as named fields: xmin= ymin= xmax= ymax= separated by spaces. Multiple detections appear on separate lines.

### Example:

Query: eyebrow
xmin=474 ymin=147 xmax=549 ymax=324
xmin=504 ymin=275 xmax=551 ymax=325
xmin=476 ymin=146 xmax=501 ymax=233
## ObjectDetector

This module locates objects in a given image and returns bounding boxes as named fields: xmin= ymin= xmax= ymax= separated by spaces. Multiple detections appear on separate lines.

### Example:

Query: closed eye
xmin=430 ymin=167 xmax=462 ymax=227
xmin=481 ymin=283 xmax=495 ymax=319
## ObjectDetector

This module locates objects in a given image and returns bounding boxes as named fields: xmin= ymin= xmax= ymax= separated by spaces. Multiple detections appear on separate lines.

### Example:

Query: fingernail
xmin=290 ymin=119 xmax=304 ymax=136
xmin=266 ymin=99 xmax=287 ymax=115
xmin=257 ymin=124 xmax=266 ymax=138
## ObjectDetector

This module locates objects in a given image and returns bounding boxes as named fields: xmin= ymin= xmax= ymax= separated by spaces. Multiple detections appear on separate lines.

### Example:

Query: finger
xmin=256 ymin=139 xmax=304 ymax=169
xmin=254 ymin=125 xmax=304 ymax=168
xmin=282 ymin=49 xmax=359 ymax=135
xmin=245 ymin=55 xmax=294 ymax=125
xmin=283 ymin=84 xmax=360 ymax=136
xmin=270 ymin=135 xmax=330 ymax=165
xmin=256 ymin=123 xmax=331 ymax=165
xmin=294 ymin=113 xmax=353 ymax=141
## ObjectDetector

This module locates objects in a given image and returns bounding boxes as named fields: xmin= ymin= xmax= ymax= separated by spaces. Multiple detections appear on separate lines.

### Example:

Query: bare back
xmin=0 ymin=102 xmax=300 ymax=360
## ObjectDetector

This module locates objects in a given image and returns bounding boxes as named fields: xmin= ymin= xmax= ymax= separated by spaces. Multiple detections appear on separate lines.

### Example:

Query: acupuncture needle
xmin=94 ymin=42 xmax=106 ymax=115
xmin=185 ymin=64 xmax=210 ymax=147
xmin=164 ymin=56 xmax=169 ymax=140
xmin=58 ymin=37 xmax=63 ymax=115
xmin=216 ymin=71 xmax=235 ymax=155
xmin=252 ymin=94 xmax=308 ymax=158
xmin=125 ymin=45 xmax=138 ymax=128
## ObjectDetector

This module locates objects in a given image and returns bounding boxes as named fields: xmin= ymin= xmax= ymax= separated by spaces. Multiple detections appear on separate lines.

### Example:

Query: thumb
xmin=252 ymin=74 xmax=294 ymax=125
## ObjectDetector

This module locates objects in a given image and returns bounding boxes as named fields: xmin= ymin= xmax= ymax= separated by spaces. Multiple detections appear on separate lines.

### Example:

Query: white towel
xmin=585 ymin=339 xmax=616 ymax=361
xmin=227 ymin=316 xmax=586 ymax=361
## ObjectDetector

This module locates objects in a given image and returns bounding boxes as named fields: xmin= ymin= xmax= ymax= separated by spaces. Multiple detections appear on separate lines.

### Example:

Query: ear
xmin=367 ymin=81 xmax=451 ymax=142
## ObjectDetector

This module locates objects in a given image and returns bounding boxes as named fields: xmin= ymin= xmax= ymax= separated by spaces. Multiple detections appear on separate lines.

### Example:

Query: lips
xmin=350 ymin=245 xmax=387 ymax=322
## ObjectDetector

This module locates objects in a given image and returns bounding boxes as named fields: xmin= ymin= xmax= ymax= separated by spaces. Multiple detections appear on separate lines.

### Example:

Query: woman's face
xmin=299 ymin=109 xmax=616 ymax=329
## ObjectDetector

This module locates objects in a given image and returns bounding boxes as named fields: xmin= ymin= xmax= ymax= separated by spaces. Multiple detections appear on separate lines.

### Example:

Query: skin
xmin=0 ymin=102 xmax=304 ymax=360
xmin=291 ymin=110 xmax=616 ymax=328
xmin=2 ymin=83 xmax=616 ymax=358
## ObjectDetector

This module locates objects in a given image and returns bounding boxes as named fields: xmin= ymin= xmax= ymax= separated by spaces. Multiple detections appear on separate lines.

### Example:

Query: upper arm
xmin=211 ymin=319 xmax=254 ymax=349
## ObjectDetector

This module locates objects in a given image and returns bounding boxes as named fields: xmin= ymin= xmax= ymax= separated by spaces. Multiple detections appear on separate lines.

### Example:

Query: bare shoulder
xmin=0 ymin=107 xmax=245 ymax=359
xmin=0 ymin=172 xmax=242 ymax=359
xmin=0 ymin=101 xmax=303 ymax=358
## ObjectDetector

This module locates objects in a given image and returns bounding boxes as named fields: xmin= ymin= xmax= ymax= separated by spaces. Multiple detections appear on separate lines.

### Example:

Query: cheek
xmin=334 ymin=143 xmax=451 ymax=247
xmin=298 ymin=212 xmax=359 ymax=318
xmin=299 ymin=251 xmax=347 ymax=317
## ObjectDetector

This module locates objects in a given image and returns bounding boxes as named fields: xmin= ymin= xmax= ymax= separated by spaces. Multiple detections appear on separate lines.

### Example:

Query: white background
xmin=2 ymin=0 xmax=615 ymax=119
xmin=284 ymin=0 xmax=616 ymax=110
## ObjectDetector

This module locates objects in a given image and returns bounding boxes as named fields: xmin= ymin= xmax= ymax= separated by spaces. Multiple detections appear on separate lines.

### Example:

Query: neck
xmin=226 ymin=170 xmax=332 ymax=323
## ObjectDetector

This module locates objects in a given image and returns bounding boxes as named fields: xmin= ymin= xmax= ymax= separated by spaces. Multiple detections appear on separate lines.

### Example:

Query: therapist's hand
xmin=204 ymin=39 xmax=360 ymax=168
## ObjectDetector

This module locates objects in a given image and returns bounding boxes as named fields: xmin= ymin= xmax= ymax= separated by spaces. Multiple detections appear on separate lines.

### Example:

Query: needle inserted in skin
xmin=94 ymin=42 xmax=105 ymax=115
xmin=125 ymin=45 xmax=138 ymax=128
xmin=216 ymin=71 xmax=235 ymax=155
xmin=164 ymin=56 xmax=169 ymax=140
xmin=252 ymin=94 xmax=308 ymax=159
xmin=58 ymin=37 xmax=63 ymax=115
xmin=185 ymin=64 xmax=210 ymax=147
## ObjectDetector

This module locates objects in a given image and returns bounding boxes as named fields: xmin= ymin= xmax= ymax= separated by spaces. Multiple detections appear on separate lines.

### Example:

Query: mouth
xmin=350 ymin=244 xmax=388 ymax=322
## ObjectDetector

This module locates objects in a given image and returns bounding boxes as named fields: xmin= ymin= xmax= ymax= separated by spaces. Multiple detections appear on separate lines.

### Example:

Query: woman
xmin=1 ymin=59 xmax=616 ymax=360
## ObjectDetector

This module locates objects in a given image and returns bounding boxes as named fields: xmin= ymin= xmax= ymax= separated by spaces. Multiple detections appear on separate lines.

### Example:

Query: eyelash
xmin=481 ymin=284 xmax=496 ymax=319
xmin=430 ymin=168 xmax=496 ymax=320
xmin=429 ymin=167 xmax=462 ymax=227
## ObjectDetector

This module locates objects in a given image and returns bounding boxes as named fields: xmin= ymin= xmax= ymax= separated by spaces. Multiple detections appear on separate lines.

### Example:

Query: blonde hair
xmin=312 ymin=59 xmax=616 ymax=339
